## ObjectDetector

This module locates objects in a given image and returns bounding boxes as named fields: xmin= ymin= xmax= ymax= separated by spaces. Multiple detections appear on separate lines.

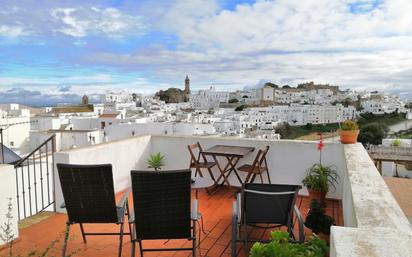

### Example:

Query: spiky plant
xmin=147 ymin=152 xmax=165 ymax=171
xmin=0 ymin=198 xmax=15 ymax=257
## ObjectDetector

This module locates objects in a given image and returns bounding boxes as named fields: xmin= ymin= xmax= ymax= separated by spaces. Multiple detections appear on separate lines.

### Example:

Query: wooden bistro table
xmin=201 ymin=145 xmax=255 ymax=188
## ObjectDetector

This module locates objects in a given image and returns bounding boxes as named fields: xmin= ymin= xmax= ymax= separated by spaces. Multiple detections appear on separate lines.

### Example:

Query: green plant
xmin=358 ymin=122 xmax=385 ymax=146
xmin=147 ymin=152 xmax=165 ymax=171
xmin=340 ymin=120 xmax=358 ymax=131
xmin=235 ymin=104 xmax=248 ymax=111
xmin=229 ymin=98 xmax=239 ymax=103
xmin=249 ymin=231 xmax=328 ymax=257
xmin=391 ymin=138 xmax=401 ymax=147
xmin=302 ymin=164 xmax=339 ymax=193
xmin=304 ymin=200 xmax=334 ymax=235
xmin=0 ymin=198 xmax=15 ymax=257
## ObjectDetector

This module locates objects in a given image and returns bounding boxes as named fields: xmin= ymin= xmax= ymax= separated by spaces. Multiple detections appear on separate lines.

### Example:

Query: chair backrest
xmin=250 ymin=145 xmax=270 ymax=171
xmin=242 ymin=183 xmax=301 ymax=225
xmin=131 ymin=169 xmax=191 ymax=240
xmin=57 ymin=163 xmax=118 ymax=223
xmin=187 ymin=142 xmax=206 ymax=165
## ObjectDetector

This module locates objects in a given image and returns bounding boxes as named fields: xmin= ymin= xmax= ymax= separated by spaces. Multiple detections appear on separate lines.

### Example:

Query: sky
xmin=0 ymin=0 xmax=411 ymax=105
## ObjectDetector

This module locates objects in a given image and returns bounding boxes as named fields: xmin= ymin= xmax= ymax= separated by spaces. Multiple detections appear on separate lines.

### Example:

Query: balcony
xmin=0 ymin=135 xmax=411 ymax=256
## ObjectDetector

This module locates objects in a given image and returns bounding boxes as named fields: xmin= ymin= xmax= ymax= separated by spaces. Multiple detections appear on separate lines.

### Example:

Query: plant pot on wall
xmin=308 ymin=188 xmax=326 ymax=203
xmin=339 ymin=120 xmax=359 ymax=144
xmin=339 ymin=129 xmax=359 ymax=144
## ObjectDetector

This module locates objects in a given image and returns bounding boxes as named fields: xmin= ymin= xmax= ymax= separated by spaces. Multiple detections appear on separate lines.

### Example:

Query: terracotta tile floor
xmin=2 ymin=188 xmax=342 ymax=257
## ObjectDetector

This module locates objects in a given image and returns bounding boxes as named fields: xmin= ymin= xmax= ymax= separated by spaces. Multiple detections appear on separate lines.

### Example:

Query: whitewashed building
xmin=190 ymin=86 xmax=229 ymax=109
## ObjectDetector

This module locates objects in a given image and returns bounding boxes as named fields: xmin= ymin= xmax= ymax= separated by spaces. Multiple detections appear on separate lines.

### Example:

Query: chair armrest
xmin=293 ymin=205 xmax=305 ymax=243
xmin=191 ymin=199 xmax=198 ymax=220
xmin=128 ymin=207 xmax=135 ymax=224
xmin=236 ymin=193 xmax=241 ymax=222
xmin=116 ymin=188 xmax=131 ymax=209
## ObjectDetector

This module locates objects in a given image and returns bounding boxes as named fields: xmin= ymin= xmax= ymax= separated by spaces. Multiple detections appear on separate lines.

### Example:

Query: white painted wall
xmin=54 ymin=135 xmax=152 ymax=212
xmin=0 ymin=165 xmax=19 ymax=245
xmin=0 ymin=116 xmax=30 ymax=149
xmin=149 ymin=135 xmax=346 ymax=199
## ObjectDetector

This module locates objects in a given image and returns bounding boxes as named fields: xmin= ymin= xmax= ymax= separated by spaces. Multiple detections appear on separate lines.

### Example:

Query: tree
xmin=275 ymin=123 xmax=292 ymax=138
xmin=263 ymin=82 xmax=279 ymax=88
xmin=282 ymin=85 xmax=291 ymax=89
xmin=235 ymin=105 xmax=247 ymax=111
xmin=229 ymin=98 xmax=239 ymax=104
xmin=358 ymin=122 xmax=385 ymax=146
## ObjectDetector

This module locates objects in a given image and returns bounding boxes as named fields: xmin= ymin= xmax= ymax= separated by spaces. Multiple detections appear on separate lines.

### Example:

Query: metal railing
xmin=14 ymin=135 xmax=56 ymax=220
xmin=368 ymin=145 xmax=412 ymax=156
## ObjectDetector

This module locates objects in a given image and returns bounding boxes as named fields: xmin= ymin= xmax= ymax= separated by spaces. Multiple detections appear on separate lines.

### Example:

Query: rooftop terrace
xmin=0 ymin=135 xmax=411 ymax=256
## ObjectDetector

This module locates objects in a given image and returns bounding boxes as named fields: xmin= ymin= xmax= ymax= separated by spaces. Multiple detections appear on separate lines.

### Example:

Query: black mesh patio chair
xmin=129 ymin=169 xmax=198 ymax=257
xmin=57 ymin=163 xmax=131 ymax=257
xmin=231 ymin=183 xmax=304 ymax=257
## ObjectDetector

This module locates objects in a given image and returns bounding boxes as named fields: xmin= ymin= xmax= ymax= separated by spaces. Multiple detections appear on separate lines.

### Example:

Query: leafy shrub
xmin=235 ymin=104 xmax=248 ymax=111
xmin=391 ymin=138 xmax=401 ymax=147
xmin=302 ymin=164 xmax=339 ymax=193
xmin=341 ymin=120 xmax=358 ymax=131
xmin=358 ymin=122 xmax=385 ymax=146
xmin=249 ymin=231 xmax=328 ymax=257
xmin=229 ymin=98 xmax=239 ymax=103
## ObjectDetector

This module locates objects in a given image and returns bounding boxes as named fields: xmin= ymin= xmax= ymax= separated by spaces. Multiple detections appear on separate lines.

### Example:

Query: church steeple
xmin=184 ymin=75 xmax=190 ymax=94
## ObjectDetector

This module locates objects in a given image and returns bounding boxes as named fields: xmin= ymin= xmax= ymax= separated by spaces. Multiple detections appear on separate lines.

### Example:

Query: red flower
xmin=317 ymin=133 xmax=324 ymax=151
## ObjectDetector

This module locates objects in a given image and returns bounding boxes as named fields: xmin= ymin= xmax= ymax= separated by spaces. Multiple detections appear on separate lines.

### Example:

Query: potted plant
xmin=339 ymin=120 xmax=359 ymax=144
xmin=391 ymin=138 xmax=401 ymax=147
xmin=147 ymin=152 xmax=165 ymax=171
xmin=249 ymin=231 xmax=328 ymax=257
xmin=302 ymin=164 xmax=338 ymax=202
xmin=304 ymin=200 xmax=335 ymax=244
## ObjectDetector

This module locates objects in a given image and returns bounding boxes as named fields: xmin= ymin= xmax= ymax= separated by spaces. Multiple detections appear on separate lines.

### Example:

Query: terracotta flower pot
xmin=308 ymin=188 xmax=326 ymax=203
xmin=339 ymin=129 xmax=359 ymax=144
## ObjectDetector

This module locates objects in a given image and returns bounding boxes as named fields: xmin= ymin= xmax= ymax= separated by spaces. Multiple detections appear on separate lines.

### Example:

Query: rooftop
xmin=0 ymin=135 xmax=411 ymax=257
xmin=4 ymin=189 xmax=342 ymax=257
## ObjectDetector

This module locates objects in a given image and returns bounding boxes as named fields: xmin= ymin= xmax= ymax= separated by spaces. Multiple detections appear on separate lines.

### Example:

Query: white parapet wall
xmin=0 ymin=165 xmax=19 ymax=245
xmin=54 ymin=135 xmax=152 ymax=213
xmin=149 ymin=135 xmax=346 ymax=199
xmin=330 ymin=143 xmax=412 ymax=257
xmin=53 ymin=134 xmax=347 ymax=214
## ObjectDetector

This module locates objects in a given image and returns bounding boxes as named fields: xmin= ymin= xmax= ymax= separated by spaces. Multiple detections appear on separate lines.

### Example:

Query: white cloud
xmin=51 ymin=7 xmax=146 ymax=38
xmin=0 ymin=24 xmax=29 ymax=38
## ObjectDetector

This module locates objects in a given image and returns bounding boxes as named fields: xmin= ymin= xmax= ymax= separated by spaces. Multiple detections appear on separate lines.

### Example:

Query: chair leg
xmin=243 ymin=224 xmax=248 ymax=254
xmin=207 ymin=167 xmax=216 ymax=183
xmin=250 ymin=174 xmax=257 ymax=183
xmin=192 ymin=220 xmax=197 ymax=256
xmin=231 ymin=213 xmax=238 ymax=257
xmin=245 ymin=172 xmax=252 ymax=184
xmin=79 ymin=223 xmax=87 ymax=243
xmin=62 ymin=222 xmax=70 ymax=257
xmin=126 ymin=202 xmax=133 ymax=241
xmin=266 ymin=170 xmax=271 ymax=184
xmin=138 ymin=240 xmax=144 ymax=257
xmin=259 ymin=173 xmax=263 ymax=184
xmin=131 ymin=240 xmax=136 ymax=257
xmin=118 ymin=223 xmax=124 ymax=257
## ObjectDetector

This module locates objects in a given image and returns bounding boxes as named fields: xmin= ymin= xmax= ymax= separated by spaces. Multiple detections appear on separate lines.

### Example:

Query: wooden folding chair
xmin=187 ymin=142 xmax=217 ymax=183
xmin=237 ymin=146 xmax=271 ymax=184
